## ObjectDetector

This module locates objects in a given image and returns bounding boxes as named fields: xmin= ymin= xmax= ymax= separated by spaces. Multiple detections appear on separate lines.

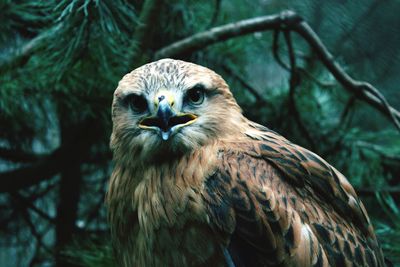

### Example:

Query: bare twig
xmin=273 ymin=30 xmax=334 ymax=89
xmin=207 ymin=0 xmax=221 ymax=29
xmin=356 ymin=141 xmax=400 ymax=162
xmin=11 ymin=192 xmax=56 ymax=223
xmin=284 ymin=30 xmax=316 ymax=151
xmin=292 ymin=20 xmax=400 ymax=131
xmin=155 ymin=12 xmax=297 ymax=60
xmin=221 ymin=64 xmax=270 ymax=104
xmin=297 ymin=68 xmax=336 ymax=88
xmin=356 ymin=186 xmax=400 ymax=197
xmin=10 ymin=194 xmax=53 ymax=254
xmin=339 ymin=96 xmax=356 ymax=126
xmin=20 ymin=208 xmax=53 ymax=254
xmin=155 ymin=10 xmax=400 ymax=131
xmin=272 ymin=30 xmax=289 ymax=70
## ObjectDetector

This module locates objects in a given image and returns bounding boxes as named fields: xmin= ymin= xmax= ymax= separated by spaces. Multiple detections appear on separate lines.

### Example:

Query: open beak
xmin=139 ymin=92 xmax=197 ymax=140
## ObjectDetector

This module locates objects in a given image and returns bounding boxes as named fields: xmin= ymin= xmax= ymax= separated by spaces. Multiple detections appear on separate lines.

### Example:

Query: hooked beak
xmin=139 ymin=92 xmax=197 ymax=140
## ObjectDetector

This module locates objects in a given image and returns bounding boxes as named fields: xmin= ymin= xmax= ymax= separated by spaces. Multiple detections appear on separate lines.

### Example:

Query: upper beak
xmin=156 ymin=100 xmax=176 ymax=132
xmin=139 ymin=92 xmax=197 ymax=140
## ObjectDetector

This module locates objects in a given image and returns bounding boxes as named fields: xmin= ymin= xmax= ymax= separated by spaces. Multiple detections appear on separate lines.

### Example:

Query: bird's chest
xmin=132 ymin=220 xmax=224 ymax=267
xmin=110 ymin=147 xmax=224 ymax=266
xmin=130 ymin=182 xmax=224 ymax=267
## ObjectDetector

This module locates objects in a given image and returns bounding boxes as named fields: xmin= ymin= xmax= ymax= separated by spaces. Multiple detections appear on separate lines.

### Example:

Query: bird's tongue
xmin=161 ymin=131 xmax=171 ymax=141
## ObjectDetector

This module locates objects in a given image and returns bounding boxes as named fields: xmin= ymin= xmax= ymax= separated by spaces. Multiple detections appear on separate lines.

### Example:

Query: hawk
xmin=107 ymin=59 xmax=386 ymax=266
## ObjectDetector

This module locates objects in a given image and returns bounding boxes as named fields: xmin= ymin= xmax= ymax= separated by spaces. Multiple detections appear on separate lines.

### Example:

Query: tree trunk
xmin=55 ymin=118 xmax=82 ymax=267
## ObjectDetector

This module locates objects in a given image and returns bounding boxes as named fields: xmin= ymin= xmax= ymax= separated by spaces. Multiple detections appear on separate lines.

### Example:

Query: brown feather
xmin=202 ymin=128 xmax=386 ymax=266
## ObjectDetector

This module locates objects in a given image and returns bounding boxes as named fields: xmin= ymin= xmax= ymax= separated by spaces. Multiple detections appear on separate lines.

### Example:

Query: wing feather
xmin=202 ymin=124 xmax=386 ymax=266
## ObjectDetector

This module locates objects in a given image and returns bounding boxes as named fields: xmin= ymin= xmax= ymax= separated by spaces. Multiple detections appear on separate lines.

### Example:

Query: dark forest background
xmin=1 ymin=0 xmax=400 ymax=266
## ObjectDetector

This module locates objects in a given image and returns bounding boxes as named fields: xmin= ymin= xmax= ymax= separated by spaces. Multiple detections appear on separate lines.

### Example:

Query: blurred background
xmin=1 ymin=0 xmax=399 ymax=266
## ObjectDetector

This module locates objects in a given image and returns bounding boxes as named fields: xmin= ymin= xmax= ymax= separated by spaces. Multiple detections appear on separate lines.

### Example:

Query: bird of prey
xmin=107 ymin=59 xmax=386 ymax=267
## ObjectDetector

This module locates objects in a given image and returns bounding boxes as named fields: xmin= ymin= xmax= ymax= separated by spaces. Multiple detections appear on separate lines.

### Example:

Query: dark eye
xmin=125 ymin=94 xmax=147 ymax=113
xmin=187 ymin=84 xmax=205 ymax=105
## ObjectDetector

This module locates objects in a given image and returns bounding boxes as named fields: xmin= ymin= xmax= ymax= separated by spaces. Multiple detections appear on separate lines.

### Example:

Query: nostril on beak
xmin=158 ymin=95 xmax=165 ymax=102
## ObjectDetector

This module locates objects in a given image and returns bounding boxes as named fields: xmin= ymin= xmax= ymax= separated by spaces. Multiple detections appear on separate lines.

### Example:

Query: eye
xmin=186 ymin=84 xmax=205 ymax=105
xmin=125 ymin=94 xmax=147 ymax=113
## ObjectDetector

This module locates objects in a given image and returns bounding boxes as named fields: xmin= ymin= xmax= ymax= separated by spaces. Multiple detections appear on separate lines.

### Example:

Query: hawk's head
xmin=111 ymin=59 xmax=245 ymax=163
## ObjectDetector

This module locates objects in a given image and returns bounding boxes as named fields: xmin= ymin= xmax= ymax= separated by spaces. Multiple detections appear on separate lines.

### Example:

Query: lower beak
xmin=139 ymin=101 xmax=197 ymax=140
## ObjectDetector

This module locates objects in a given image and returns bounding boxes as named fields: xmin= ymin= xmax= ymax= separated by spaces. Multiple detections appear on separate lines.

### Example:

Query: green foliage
xmin=41 ymin=0 xmax=137 ymax=79
xmin=375 ymin=193 xmax=400 ymax=265
xmin=0 ymin=0 xmax=51 ymax=45
xmin=62 ymin=237 xmax=116 ymax=267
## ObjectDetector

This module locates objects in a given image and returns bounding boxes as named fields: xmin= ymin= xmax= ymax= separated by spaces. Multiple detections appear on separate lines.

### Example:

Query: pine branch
xmin=0 ymin=24 xmax=62 ymax=73
xmin=155 ymin=10 xmax=400 ymax=131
